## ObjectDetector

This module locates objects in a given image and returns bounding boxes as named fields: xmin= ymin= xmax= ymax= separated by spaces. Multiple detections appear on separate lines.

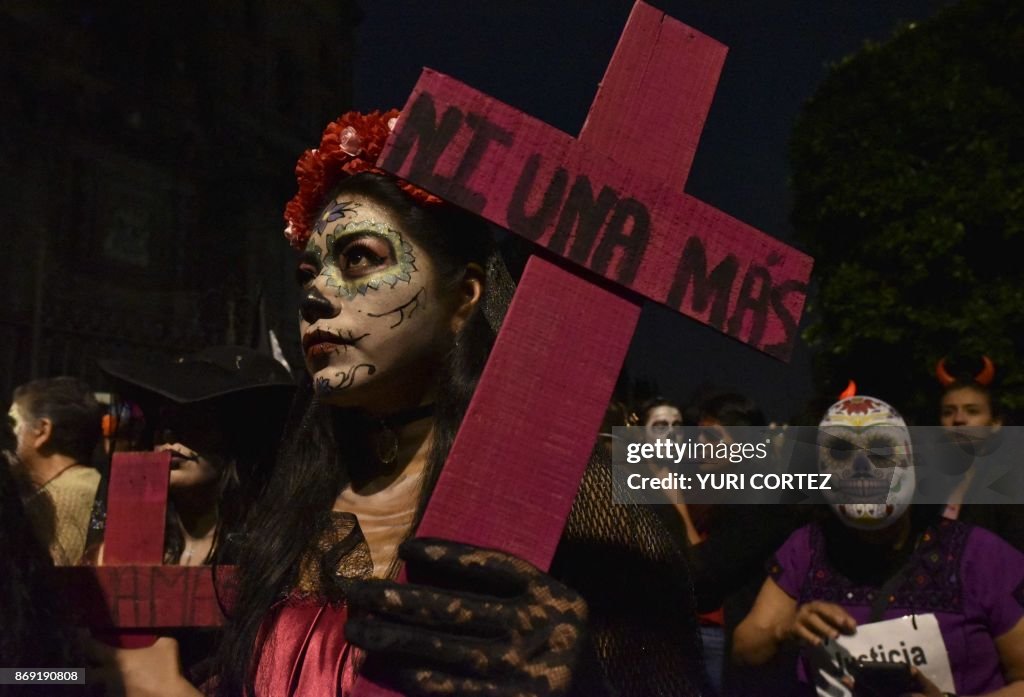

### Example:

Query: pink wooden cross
xmin=385 ymin=0 xmax=810 ymax=578
xmin=357 ymin=2 xmax=811 ymax=695
xmin=59 ymin=452 xmax=226 ymax=644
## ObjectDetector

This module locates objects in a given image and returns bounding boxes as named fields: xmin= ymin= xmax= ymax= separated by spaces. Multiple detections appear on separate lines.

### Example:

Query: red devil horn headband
xmin=935 ymin=356 xmax=995 ymax=388
xmin=976 ymin=355 xmax=996 ymax=386
xmin=935 ymin=358 xmax=955 ymax=388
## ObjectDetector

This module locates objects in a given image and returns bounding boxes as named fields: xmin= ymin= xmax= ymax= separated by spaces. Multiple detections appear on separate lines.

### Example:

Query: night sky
xmin=349 ymin=0 xmax=949 ymax=421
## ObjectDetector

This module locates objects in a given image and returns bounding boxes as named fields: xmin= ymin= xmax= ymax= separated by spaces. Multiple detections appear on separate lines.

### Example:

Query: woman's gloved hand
xmin=345 ymin=537 xmax=588 ymax=696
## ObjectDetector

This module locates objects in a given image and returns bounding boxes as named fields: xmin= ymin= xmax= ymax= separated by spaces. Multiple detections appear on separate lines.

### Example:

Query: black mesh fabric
xmin=309 ymin=438 xmax=708 ymax=693
xmin=552 ymin=452 xmax=708 ymax=696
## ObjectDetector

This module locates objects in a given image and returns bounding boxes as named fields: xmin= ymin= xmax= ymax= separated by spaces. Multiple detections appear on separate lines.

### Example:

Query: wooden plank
xmin=415 ymin=255 xmax=637 ymax=566
xmin=382 ymin=71 xmax=811 ymax=359
xmin=59 ymin=566 xmax=231 ymax=629
xmin=97 ymin=451 xmax=170 ymax=647
xmin=410 ymin=2 xmax=730 ymax=567
xmin=103 ymin=451 xmax=170 ymax=565
xmin=580 ymin=1 xmax=728 ymax=192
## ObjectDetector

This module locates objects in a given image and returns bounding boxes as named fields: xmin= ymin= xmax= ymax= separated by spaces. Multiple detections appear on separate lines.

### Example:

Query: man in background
xmin=8 ymin=377 xmax=102 ymax=565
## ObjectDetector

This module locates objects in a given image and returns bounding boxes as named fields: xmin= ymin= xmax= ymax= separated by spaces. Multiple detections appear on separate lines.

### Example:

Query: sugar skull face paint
xmin=305 ymin=216 xmax=418 ymax=302
xmin=644 ymin=405 xmax=682 ymax=442
xmin=297 ymin=192 xmax=454 ymax=411
xmin=817 ymin=396 xmax=915 ymax=531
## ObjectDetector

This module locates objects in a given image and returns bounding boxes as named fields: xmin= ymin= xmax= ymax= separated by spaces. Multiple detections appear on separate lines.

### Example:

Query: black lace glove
xmin=344 ymin=537 xmax=589 ymax=696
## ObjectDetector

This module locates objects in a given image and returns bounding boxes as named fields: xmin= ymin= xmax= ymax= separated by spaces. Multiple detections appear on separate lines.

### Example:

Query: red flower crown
xmin=283 ymin=109 xmax=442 ymax=249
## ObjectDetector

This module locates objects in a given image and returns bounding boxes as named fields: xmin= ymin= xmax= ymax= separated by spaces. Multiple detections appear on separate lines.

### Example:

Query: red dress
xmin=254 ymin=598 xmax=358 ymax=696
xmin=253 ymin=512 xmax=372 ymax=696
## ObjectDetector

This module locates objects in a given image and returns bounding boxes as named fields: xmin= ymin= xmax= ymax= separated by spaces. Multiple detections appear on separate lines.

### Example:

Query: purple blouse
xmin=770 ymin=519 xmax=1024 ymax=695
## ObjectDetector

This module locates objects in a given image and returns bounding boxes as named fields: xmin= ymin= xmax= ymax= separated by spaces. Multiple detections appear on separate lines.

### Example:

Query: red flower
xmin=282 ymin=109 xmax=441 ymax=249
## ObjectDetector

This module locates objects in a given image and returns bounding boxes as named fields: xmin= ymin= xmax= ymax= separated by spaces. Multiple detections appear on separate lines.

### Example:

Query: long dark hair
xmin=162 ymin=457 xmax=240 ymax=565
xmin=213 ymin=173 xmax=500 ymax=696
xmin=170 ymin=391 xmax=292 ymax=565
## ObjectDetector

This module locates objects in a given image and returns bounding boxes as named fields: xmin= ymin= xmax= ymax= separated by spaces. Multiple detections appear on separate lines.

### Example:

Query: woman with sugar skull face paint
xmin=733 ymin=393 xmax=1024 ymax=697
xmin=240 ymin=113 xmax=707 ymax=696
xmin=105 ymin=111 xmax=707 ymax=697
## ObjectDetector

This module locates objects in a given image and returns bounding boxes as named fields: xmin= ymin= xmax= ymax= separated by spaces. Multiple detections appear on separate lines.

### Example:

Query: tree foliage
xmin=790 ymin=0 xmax=1024 ymax=420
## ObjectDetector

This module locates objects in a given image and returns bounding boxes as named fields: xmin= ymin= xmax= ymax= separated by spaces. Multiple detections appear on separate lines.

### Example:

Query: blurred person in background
xmin=598 ymin=398 xmax=631 ymax=460
xmin=639 ymin=396 xmax=685 ymax=446
xmin=95 ymin=345 xmax=294 ymax=566
xmin=679 ymin=391 xmax=807 ymax=696
xmin=636 ymin=396 xmax=696 ymax=559
xmin=90 ymin=345 xmax=294 ymax=685
xmin=98 ymin=396 xmax=147 ymax=456
xmin=1 ymin=405 xmax=90 ymax=695
xmin=933 ymin=355 xmax=1024 ymax=552
xmin=8 ymin=377 xmax=102 ymax=565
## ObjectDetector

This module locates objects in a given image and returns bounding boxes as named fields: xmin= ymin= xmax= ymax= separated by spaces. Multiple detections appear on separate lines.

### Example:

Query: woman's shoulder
xmin=780 ymin=521 xmax=819 ymax=551
xmin=943 ymin=517 xmax=1024 ymax=636
xmin=926 ymin=517 xmax=1024 ymax=597
xmin=293 ymin=511 xmax=374 ymax=595
xmin=956 ymin=505 xmax=1024 ymax=553
xmin=51 ymin=465 xmax=101 ymax=499
xmin=768 ymin=522 xmax=819 ymax=566
xmin=951 ymin=517 xmax=1024 ymax=564
xmin=922 ymin=516 xmax=995 ymax=560
xmin=559 ymin=453 xmax=687 ymax=565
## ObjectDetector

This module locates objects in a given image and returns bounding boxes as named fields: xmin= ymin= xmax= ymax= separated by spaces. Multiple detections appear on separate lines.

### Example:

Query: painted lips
xmin=302 ymin=329 xmax=366 ymax=359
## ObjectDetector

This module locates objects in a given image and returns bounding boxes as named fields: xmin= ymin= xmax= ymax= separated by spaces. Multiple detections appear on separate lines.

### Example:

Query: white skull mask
xmin=818 ymin=396 xmax=915 ymax=531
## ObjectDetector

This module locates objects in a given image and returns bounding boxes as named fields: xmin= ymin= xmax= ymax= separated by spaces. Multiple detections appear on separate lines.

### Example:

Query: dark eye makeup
xmin=334 ymin=234 xmax=393 ymax=277
xmin=296 ymin=229 xmax=400 ymax=288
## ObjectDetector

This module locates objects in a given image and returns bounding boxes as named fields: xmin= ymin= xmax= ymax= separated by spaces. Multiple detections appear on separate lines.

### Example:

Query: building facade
xmin=1 ymin=0 xmax=359 ymax=397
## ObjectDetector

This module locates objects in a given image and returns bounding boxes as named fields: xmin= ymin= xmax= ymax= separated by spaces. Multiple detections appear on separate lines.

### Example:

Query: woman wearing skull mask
xmin=733 ymin=394 xmax=1024 ymax=696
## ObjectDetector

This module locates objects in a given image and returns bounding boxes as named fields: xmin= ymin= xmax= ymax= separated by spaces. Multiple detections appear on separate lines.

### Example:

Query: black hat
xmin=99 ymin=346 xmax=294 ymax=404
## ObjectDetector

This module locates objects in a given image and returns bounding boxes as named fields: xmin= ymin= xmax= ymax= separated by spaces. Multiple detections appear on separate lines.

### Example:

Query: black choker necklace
xmin=373 ymin=403 xmax=435 ymax=464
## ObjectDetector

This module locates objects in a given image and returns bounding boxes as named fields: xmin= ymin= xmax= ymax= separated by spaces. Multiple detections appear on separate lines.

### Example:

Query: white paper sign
xmin=810 ymin=614 xmax=954 ymax=697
